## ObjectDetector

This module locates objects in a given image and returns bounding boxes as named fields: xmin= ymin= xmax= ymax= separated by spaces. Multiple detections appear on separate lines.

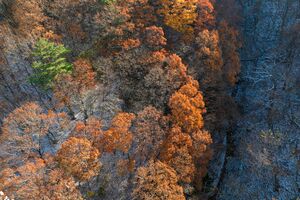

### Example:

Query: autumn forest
xmin=1 ymin=0 xmax=298 ymax=199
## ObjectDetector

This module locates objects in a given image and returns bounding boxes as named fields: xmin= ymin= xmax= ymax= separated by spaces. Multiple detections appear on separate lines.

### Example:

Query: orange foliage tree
xmin=195 ymin=29 xmax=223 ymax=72
xmin=0 ymin=102 xmax=44 ymax=167
xmin=168 ymin=79 xmax=213 ymax=189
xmin=72 ymin=116 xmax=103 ymax=146
xmin=0 ymin=102 xmax=70 ymax=168
xmin=131 ymin=0 xmax=157 ymax=29
xmin=0 ymin=158 xmax=83 ymax=200
xmin=195 ymin=0 xmax=215 ymax=32
xmin=121 ymin=38 xmax=141 ymax=50
xmin=56 ymin=137 xmax=101 ymax=181
xmin=132 ymin=160 xmax=185 ymax=200
xmin=71 ymin=59 xmax=97 ymax=91
xmin=160 ymin=126 xmax=195 ymax=183
xmin=117 ymin=158 xmax=136 ymax=176
xmin=144 ymin=26 xmax=167 ymax=49
xmin=72 ymin=112 xmax=136 ymax=155
xmin=143 ymin=52 xmax=188 ymax=110
xmin=191 ymin=129 xmax=213 ymax=189
xmin=168 ymin=80 xmax=206 ymax=133
xmin=100 ymin=112 xmax=135 ymax=153
xmin=11 ymin=0 xmax=46 ymax=37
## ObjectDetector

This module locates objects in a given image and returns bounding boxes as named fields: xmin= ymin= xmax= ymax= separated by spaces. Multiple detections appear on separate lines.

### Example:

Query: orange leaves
xmin=0 ymin=158 xmax=83 ymax=200
xmin=45 ymin=169 xmax=83 ymax=200
xmin=196 ymin=0 xmax=216 ymax=31
xmin=195 ymin=29 xmax=223 ymax=73
xmin=167 ymin=79 xmax=213 ymax=187
xmin=161 ymin=126 xmax=192 ymax=162
xmin=151 ymin=50 xmax=167 ymax=62
xmin=117 ymin=158 xmax=136 ymax=176
xmin=165 ymin=54 xmax=188 ymax=79
xmin=121 ymin=38 xmax=141 ymax=50
xmin=142 ymin=52 xmax=189 ymax=109
xmin=160 ymin=126 xmax=195 ymax=183
xmin=42 ymin=30 xmax=63 ymax=44
xmin=67 ymin=23 xmax=87 ymax=41
xmin=168 ymin=147 xmax=195 ymax=183
xmin=132 ymin=0 xmax=157 ymax=28
xmin=72 ymin=59 xmax=96 ymax=91
xmin=144 ymin=26 xmax=167 ymax=48
xmin=56 ymin=137 xmax=101 ymax=181
xmin=71 ymin=112 xmax=135 ymax=155
xmin=191 ymin=130 xmax=213 ymax=159
xmin=1 ymin=104 xmax=51 ymax=136
xmin=111 ymin=112 xmax=135 ymax=132
xmin=0 ymin=102 xmax=70 ymax=167
xmin=168 ymin=80 xmax=206 ymax=133
xmin=2 ymin=102 xmax=43 ymax=136
xmin=101 ymin=113 xmax=135 ymax=153
xmin=155 ymin=0 xmax=217 ymax=42
xmin=72 ymin=117 xmax=103 ymax=146
xmin=11 ymin=0 xmax=46 ymax=37
xmin=53 ymin=74 xmax=75 ymax=108
xmin=0 ymin=159 xmax=45 ymax=199
xmin=132 ymin=160 xmax=185 ymax=200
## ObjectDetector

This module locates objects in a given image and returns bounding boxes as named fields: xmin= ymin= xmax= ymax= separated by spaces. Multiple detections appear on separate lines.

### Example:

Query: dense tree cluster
xmin=0 ymin=103 xmax=136 ymax=199
xmin=0 ymin=158 xmax=83 ymax=200
xmin=11 ymin=0 xmax=46 ymax=36
xmin=0 ymin=0 xmax=241 ymax=199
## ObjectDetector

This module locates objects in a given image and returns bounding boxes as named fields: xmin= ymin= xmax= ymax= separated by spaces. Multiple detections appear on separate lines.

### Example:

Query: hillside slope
xmin=0 ymin=0 xmax=299 ymax=199
xmin=218 ymin=1 xmax=300 ymax=199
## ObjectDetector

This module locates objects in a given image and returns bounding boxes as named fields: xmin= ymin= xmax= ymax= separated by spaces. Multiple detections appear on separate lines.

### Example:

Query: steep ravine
xmin=217 ymin=0 xmax=300 ymax=199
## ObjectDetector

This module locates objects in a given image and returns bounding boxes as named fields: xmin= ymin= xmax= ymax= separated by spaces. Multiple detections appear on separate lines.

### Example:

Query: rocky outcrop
xmin=218 ymin=0 xmax=300 ymax=199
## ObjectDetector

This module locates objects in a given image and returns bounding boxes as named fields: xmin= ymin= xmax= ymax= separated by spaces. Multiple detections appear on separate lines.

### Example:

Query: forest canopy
xmin=0 ymin=0 xmax=241 ymax=199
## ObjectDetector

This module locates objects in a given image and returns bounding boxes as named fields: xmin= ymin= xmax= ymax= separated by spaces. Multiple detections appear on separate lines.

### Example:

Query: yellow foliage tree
xmin=158 ymin=0 xmax=198 ymax=34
